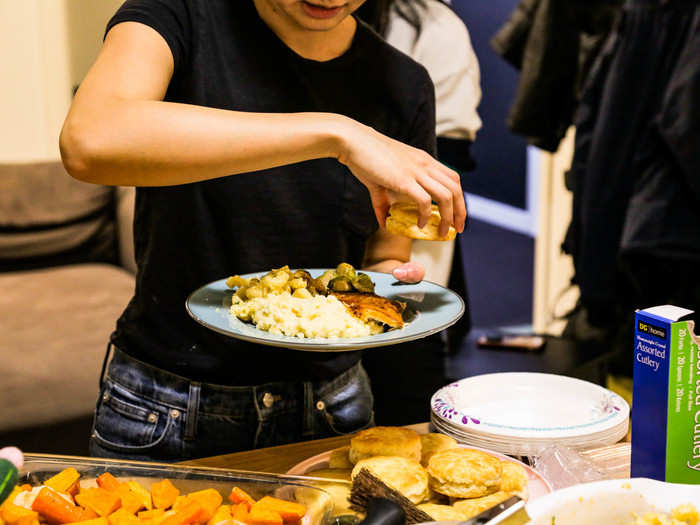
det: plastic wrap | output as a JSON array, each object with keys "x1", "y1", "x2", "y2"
[{"x1": 531, "y1": 444, "x2": 606, "y2": 490}]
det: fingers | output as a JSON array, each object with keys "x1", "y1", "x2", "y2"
[
  {"x1": 392, "y1": 261, "x2": 425, "y2": 283},
  {"x1": 415, "y1": 172, "x2": 455, "y2": 238},
  {"x1": 408, "y1": 156, "x2": 465, "y2": 236},
  {"x1": 369, "y1": 187, "x2": 391, "y2": 228},
  {"x1": 0, "y1": 447, "x2": 24, "y2": 468}
]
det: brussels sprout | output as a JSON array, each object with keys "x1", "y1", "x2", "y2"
[
  {"x1": 336, "y1": 262, "x2": 356, "y2": 279},
  {"x1": 313, "y1": 269, "x2": 337, "y2": 295},
  {"x1": 352, "y1": 272, "x2": 375, "y2": 293},
  {"x1": 329, "y1": 276, "x2": 353, "y2": 292}
]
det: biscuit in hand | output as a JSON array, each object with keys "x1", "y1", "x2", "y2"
[
  {"x1": 349, "y1": 426, "x2": 422, "y2": 464},
  {"x1": 385, "y1": 202, "x2": 457, "y2": 241},
  {"x1": 427, "y1": 448, "x2": 502, "y2": 498}
]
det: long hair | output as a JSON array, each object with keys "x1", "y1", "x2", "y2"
[{"x1": 356, "y1": 0, "x2": 432, "y2": 37}]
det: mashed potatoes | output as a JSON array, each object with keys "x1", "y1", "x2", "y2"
[
  {"x1": 632, "y1": 504, "x2": 699, "y2": 525},
  {"x1": 230, "y1": 291, "x2": 371, "y2": 339}
]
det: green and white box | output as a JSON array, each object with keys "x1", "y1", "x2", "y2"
[{"x1": 632, "y1": 305, "x2": 700, "y2": 483}]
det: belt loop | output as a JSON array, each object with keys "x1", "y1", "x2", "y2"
[
  {"x1": 302, "y1": 381, "x2": 314, "y2": 437},
  {"x1": 185, "y1": 382, "x2": 201, "y2": 441},
  {"x1": 99, "y1": 342, "x2": 115, "y2": 390}
]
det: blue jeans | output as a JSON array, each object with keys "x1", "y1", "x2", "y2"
[{"x1": 89, "y1": 347, "x2": 374, "y2": 461}]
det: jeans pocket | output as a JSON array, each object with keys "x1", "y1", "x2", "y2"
[
  {"x1": 91, "y1": 380, "x2": 179, "y2": 457},
  {"x1": 315, "y1": 364, "x2": 375, "y2": 436}
]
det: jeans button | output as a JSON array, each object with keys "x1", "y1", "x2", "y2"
[
  {"x1": 263, "y1": 392, "x2": 274, "y2": 408},
  {"x1": 170, "y1": 409, "x2": 180, "y2": 419},
  {"x1": 316, "y1": 400, "x2": 325, "y2": 411},
  {"x1": 148, "y1": 413, "x2": 157, "y2": 423}
]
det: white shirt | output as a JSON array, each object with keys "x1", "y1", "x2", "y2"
[
  {"x1": 385, "y1": 0, "x2": 482, "y2": 141},
  {"x1": 384, "y1": 1, "x2": 481, "y2": 286}
]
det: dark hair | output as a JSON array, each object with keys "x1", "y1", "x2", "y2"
[{"x1": 356, "y1": 0, "x2": 432, "y2": 37}]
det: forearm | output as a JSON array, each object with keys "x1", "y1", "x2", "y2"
[
  {"x1": 60, "y1": 100, "x2": 349, "y2": 186},
  {"x1": 363, "y1": 228, "x2": 412, "y2": 273}
]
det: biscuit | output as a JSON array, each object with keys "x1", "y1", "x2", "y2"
[
  {"x1": 499, "y1": 462, "x2": 529, "y2": 500},
  {"x1": 349, "y1": 426, "x2": 422, "y2": 464},
  {"x1": 385, "y1": 202, "x2": 457, "y2": 241},
  {"x1": 420, "y1": 433, "x2": 458, "y2": 467},
  {"x1": 328, "y1": 446, "x2": 353, "y2": 469},
  {"x1": 417, "y1": 504, "x2": 466, "y2": 521},
  {"x1": 451, "y1": 491, "x2": 512, "y2": 519},
  {"x1": 351, "y1": 456, "x2": 430, "y2": 504},
  {"x1": 427, "y1": 448, "x2": 502, "y2": 498}
]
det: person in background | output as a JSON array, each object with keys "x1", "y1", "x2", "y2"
[
  {"x1": 59, "y1": 0, "x2": 465, "y2": 461},
  {"x1": 358, "y1": 0, "x2": 482, "y2": 425},
  {"x1": 359, "y1": 0, "x2": 481, "y2": 286}
]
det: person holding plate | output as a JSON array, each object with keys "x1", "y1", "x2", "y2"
[{"x1": 59, "y1": 0, "x2": 465, "y2": 461}]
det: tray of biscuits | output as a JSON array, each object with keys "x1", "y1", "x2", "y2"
[{"x1": 286, "y1": 426, "x2": 552, "y2": 522}]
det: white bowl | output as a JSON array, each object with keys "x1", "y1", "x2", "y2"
[{"x1": 526, "y1": 478, "x2": 700, "y2": 525}]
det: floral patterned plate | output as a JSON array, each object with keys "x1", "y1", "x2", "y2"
[{"x1": 431, "y1": 373, "x2": 630, "y2": 441}]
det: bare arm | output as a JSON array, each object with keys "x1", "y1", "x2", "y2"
[
  {"x1": 60, "y1": 22, "x2": 466, "y2": 235},
  {"x1": 363, "y1": 229, "x2": 426, "y2": 283}
]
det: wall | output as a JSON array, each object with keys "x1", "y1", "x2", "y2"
[
  {"x1": 532, "y1": 129, "x2": 578, "y2": 334},
  {"x1": 0, "y1": 0, "x2": 121, "y2": 162}
]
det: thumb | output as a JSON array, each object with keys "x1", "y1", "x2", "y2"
[{"x1": 392, "y1": 261, "x2": 425, "y2": 283}]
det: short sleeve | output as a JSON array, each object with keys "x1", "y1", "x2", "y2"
[{"x1": 106, "y1": 0, "x2": 193, "y2": 73}]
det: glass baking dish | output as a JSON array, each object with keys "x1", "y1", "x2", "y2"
[{"x1": 19, "y1": 454, "x2": 335, "y2": 525}]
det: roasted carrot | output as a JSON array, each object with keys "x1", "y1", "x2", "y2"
[
  {"x1": 246, "y1": 508, "x2": 282, "y2": 525},
  {"x1": 150, "y1": 480, "x2": 179, "y2": 510},
  {"x1": 107, "y1": 509, "x2": 140, "y2": 525},
  {"x1": 185, "y1": 490, "x2": 222, "y2": 524},
  {"x1": 45, "y1": 469, "x2": 81, "y2": 493},
  {"x1": 227, "y1": 488, "x2": 255, "y2": 509},
  {"x1": 206, "y1": 505, "x2": 231, "y2": 525},
  {"x1": 75, "y1": 488, "x2": 122, "y2": 517},
  {"x1": 231, "y1": 504, "x2": 249, "y2": 525},
  {"x1": 64, "y1": 518, "x2": 109, "y2": 525},
  {"x1": 250, "y1": 498, "x2": 305, "y2": 523},
  {"x1": 137, "y1": 509, "x2": 165, "y2": 521},
  {"x1": 158, "y1": 501, "x2": 205, "y2": 525},
  {"x1": 115, "y1": 487, "x2": 145, "y2": 515},
  {"x1": 31, "y1": 487, "x2": 86, "y2": 524},
  {"x1": 96, "y1": 474, "x2": 124, "y2": 493},
  {"x1": 1, "y1": 502, "x2": 38, "y2": 525}
]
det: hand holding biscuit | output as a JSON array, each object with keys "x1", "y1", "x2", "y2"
[
  {"x1": 336, "y1": 119, "x2": 466, "y2": 237},
  {"x1": 386, "y1": 202, "x2": 457, "y2": 241}
]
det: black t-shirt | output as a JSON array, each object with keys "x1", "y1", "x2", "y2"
[{"x1": 106, "y1": 0, "x2": 436, "y2": 385}]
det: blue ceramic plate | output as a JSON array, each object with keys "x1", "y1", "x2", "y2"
[{"x1": 186, "y1": 269, "x2": 465, "y2": 352}]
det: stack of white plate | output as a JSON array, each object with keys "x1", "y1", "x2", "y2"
[{"x1": 429, "y1": 372, "x2": 630, "y2": 457}]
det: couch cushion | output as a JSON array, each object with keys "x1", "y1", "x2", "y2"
[
  {"x1": 0, "y1": 264, "x2": 134, "y2": 431},
  {"x1": 0, "y1": 162, "x2": 117, "y2": 271}
]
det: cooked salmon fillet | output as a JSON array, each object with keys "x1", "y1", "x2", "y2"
[{"x1": 332, "y1": 292, "x2": 406, "y2": 331}]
